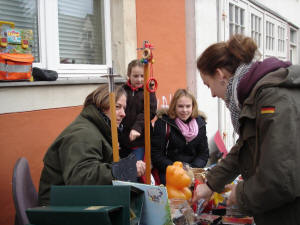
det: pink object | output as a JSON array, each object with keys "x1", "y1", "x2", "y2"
[
  {"x1": 214, "y1": 131, "x2": 228, "y2": 157},
  {"x1": 175, "y1": 118, "x2": 198, "y2": 142}
]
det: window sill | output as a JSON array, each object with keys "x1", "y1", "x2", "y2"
[{"x1": 0, "y1": 77, "x2": 126, "y2": 88}]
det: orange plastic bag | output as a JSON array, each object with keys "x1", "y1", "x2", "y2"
[{"x1": 0, "y1": 53, "x2": 34, "y2": 81}]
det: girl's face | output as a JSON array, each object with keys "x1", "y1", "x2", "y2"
[
  {"x1": 200, "y1": 69, "x2": 229, "y2": 100},
  {"x1": 175, "y1": 96, "x2": 193, "y2": 121},
  {"x1": 104, "y1": 94, "x2": 126, "y2": 126},
  {"x1": 129, "y1": 66, "x2": 144, "y2": 88}
]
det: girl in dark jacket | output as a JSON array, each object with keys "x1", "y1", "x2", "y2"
[
  {"x1": 151, "y1": 89, "x2": 209, "y2": 184},
  {"x1": 119, "y1": 59, "x2": 157, "y2": 160}
]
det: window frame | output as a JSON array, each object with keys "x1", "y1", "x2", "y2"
[
  {"x1": 228, "y1": 0, "x2": 247, "y2": 38},
  {"x1": 249, "y1": 5, "x2": 264, "y2": 54},
  {"x1": 225, "y1": 0, "x2": 293, "y2": 61},
  {"x1": 264, "y1": 14, "x2": 278, "y2": 57},
  {"x1": 35, "y1": 0, "x2": 112, "y2": 79}
]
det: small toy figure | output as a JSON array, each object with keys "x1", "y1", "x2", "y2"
[{"x1": 166, "y1": 161, "x2": 192, "y2": 200}]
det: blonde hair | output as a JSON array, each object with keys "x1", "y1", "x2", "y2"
[
  {"x1": 167, "y1": 89, "x2": 199, "y2": 119},
  {"x1": 83, "y1": 84, "x2": 126, "y2": 111}
]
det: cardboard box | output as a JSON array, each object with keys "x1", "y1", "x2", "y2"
[{"x1": 0, "y1": 25, "x2": 33, "y2": 54}]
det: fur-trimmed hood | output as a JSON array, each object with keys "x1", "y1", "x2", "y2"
[{"x1": 156, "y1": 107, "x2": 207, "y2": 121}]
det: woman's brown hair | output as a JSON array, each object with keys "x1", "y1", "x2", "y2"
[
  {"x1": 197, "y1": 34, "x2": 259, "y2": 76},
  {"x1": 127, "y1": 59, "x2": 144, "y2": 77},
  {"x1": 167, "y1": 89, "x2": 199, "y2": 119},
  {"x1": 83, "y1": 84, "x2": 126, "y2": 111}
]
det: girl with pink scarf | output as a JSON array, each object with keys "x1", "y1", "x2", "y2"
[{"x1": 151, "y1": 89, "x2": 209, "y2": 184}]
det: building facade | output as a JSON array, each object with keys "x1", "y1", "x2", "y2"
[{"x1": 0, "y1": 0, "x2": 299, "y2": 224}]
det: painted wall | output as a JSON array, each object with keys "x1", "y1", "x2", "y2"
[
  {"x1": 136, "y1": 0, "x2": 187, "y2": 108},
  {"x1": 0, "y1": 1, "x2": 188, "y2": 224},
  {"x1": 0, "y1": 107, "x2": 81, "y2": 225},
  {"x1": 195, "y1": 0, "x2": 220, "y2": 141}
]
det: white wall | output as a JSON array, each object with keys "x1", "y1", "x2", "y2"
[
  {"x1": 0, "y1": 81, "x2": 123, "y2": 114},
  {"x1": 195, "y1": 0, "x2": 220, "y2": 142}
]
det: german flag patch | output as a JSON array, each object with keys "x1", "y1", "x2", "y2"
[{"x1": 261, "y1": 106, "x2": 275, "y2": 114}]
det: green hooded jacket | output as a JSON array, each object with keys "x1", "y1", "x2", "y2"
[
  {"x1": 206, "y1": 65, "x2": 300, "y2": 225},
  {"x1": 38, "y1": 104, "x2": 114, "y2": 206}
]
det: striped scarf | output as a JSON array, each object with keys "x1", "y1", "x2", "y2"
[{"x1": 224, "y1": 63, "x2": 252, "y2": 134}]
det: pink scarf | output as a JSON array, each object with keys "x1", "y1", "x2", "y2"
[{"x1": 175, "y1": 118, "x2": 198, "y2": 142}]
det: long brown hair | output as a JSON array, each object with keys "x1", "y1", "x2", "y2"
[
  {"x1": 167, "y1": 89, "x2": 199, "y2": 119},
  {"x1": 197, "y1": 34, "x2": 259, "y2": 76},
  {"x1": 83, "y1": 84, "x2": 126, "y2": 111}
]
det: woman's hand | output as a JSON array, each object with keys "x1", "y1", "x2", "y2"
[
  {"x1": 136, "y1": 160, "x2": 146, "y2": 177},
  {"x1": 192, "y1": 183, "x2": 213, "y2": 204},
  {"x1": 129, "y1": 129, "x2": 141, "y2": 141}
]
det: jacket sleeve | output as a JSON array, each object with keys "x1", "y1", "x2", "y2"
[
  {"x1": 151, "y1": 119, "x2": 173, "y2": 172},
  {"x1": 59, "y1": 137, "x2": 113, "y2": 185},
  {"x1": 206, "y1": 140, "x2": 241, "y2": 193},
  {"x1": 236, "y1": 88, "x2": 299, "y2": 214},
  {"x1": 190, "y1": 124, "x2": 209, "y2": 168},
  {"x1": 132, "y1": 92, "x2": 157, "y2": 134}
]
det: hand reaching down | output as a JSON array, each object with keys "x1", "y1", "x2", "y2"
[{"x1": 129, "y1": 129, "x2": 141, "y2": 141}]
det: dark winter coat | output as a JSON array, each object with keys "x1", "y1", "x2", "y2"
[
  {"x1": 119, "y1": 82, "x2": 157, "y2": 157},
  {"x1": 206, "y1": 59, "x2": 300, "y2": 225},
  {"x1": 38, "y1": 105, "x2": 114, "y2": 206},
  {"x1": 151, "y1": 109, "x2": 209, "y2": 184}
]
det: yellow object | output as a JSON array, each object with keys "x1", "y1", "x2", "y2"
[
  {"x1": 166, "y1": 161, "x2": 192, "y2": 200},
  {"x1": 109, "y1": 92, "x2": 119, "y2": 162},
  {"x1": 212, "y1": 192, "x2": 225, "y2": 207},
  {"x1": 21, "y1": 39, "x2": 28, "y2": 49},
  {"x1": 0, "y1": 37, "x2": 7, "y2": 47},
  {"x1": 0, "y1": 21, "x2": 15, "y2": 28}
]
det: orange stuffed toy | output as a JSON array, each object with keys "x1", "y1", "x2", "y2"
[{"x1": 166, "y1": 161, "x2": 192, "y2": 200}]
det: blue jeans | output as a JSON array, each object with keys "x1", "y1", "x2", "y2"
[{"x1": 131, "y1": 147, "x2": 145, "y2": 160}]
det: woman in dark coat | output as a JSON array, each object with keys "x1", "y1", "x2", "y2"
[
  {"x1": 193, "y1": 34, "x2": 300, "y2": 225},
  {"x1": 151, "y1": 89, "x2": 209, "y2": 184},
  {"x1": 38, "y1": 84, "x2": 146, "y2": 206}
]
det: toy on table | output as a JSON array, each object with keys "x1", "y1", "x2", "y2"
[
  {"x1": 0, "y1": 20, "x2": 33, "y2": 54},
  {"x1": 166, "y1": 161, "x2": 192, "y2": 200}
]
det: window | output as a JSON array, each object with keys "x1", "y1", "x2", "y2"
[
  {"x1": 290, "y1": 28, "x2": 297, "y2": 45},
  {"x1": 251, "y1": 13, "x2": 262, "y2": 48},
  {"x1": 266, "y1": 21, "x2": 275, "y2": 51},
  {"x1": 0, "y1": 0, "x2": 111, "y2": 79},
  {"x1": 0, "y1": 0, "x2": 39, "y2": 62},
  {"x1": 229, "y1": 3, "x2": 245, "y2": 36},
  {"x1": 277, "y1": 25, "x2": 285, "y2": 53},
  {"x1": 289, "y1": 27, "x2": 298, "y2": 64},
  {"x1": 58, "y1": 0, "x2": 106, "y2": 65}
]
